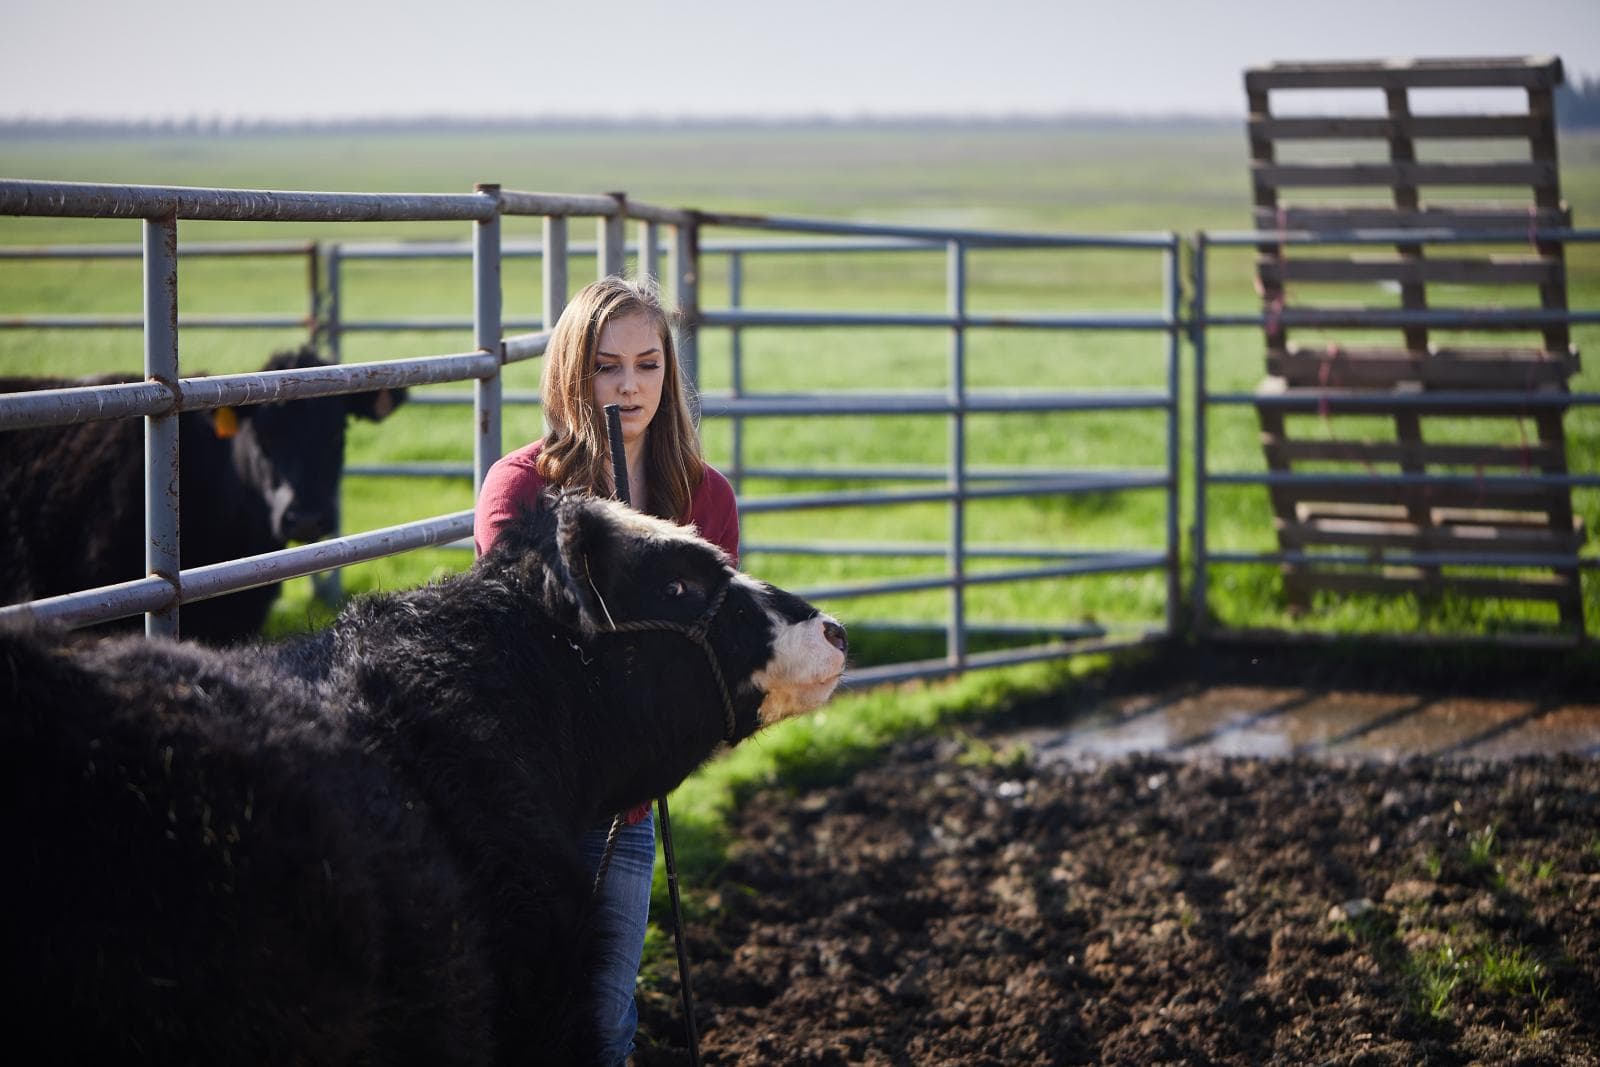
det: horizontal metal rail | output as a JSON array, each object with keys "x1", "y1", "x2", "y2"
[
  {"x1": 0, "y1": 179, "x2": 693, "y2": 225},
  {"x1": 0, "y1": 179, "x2": 496, "y2": 222},
  {"x1": 748, "y1": 541, "x2": 1144, "y2": 559},
  {"x1": 0, "y1": 240, "x2": 318, "y2": 259},
  {"x1": 692, "y1": 210, "x2": 1176, "y2": 248},
  {"x1": 0, "y1": 351, "x2": 499, "y2": 432},
  {"x1": 840, "y1": 629, "x2": 1168, "y2": 689},
  {"x1": 334, "y1": 316, "x2": 543, "y2": 333},
  {"x1": 2, "y1": 313, "x2": 312, "y2": 330},
  {"x1": 794, "y1": 551, "x2": 1166, "y2": 602},
  {"x1": 737, "y1": 472, "x2": 1170, "y2": 515},
  {"x1": 0, "y1": 512, "x2": 474, "y2": 629},
  {"x1": 700, "y1": 391, "x2": 1170, "y2": 417},
  {"x1": 333, "y1": 236, "x2": 941, "y2": 259},
  {"x1": 701, "y1": 309, "x2": 1170, "y2": 330}
]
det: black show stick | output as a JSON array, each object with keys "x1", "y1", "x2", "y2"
[{"x1": 603, "y1": 403, "x2": 703, "y2": 1067}]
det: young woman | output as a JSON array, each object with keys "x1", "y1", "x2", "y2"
[{"x1": 474, "y1": 275, "x2": 738, "y2": 1064}]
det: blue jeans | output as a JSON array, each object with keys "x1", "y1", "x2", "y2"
[{"x1": 577, "y1": 810, "x2": 655, "y2": 1066}]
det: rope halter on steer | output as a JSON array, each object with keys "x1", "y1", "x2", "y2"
[{"x1": 597, "y1": 579, "x2": 739, "y2": 742}]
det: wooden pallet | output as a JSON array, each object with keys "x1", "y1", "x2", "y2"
[{"x1": 1244, "y1": 56, "x2": 1585, "y2": 633}]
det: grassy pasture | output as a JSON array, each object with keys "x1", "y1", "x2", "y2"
[{"x1": 2, "y1": 122, "x2": 1597, "y2": 645}]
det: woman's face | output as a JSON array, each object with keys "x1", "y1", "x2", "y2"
[{"x1": 592, "y1": 311, "x2": 666, "y2": 447}]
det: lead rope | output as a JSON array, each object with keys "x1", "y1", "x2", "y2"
[{"x1": 598, "y1": 403, "x2": 705, "y2": 1067}]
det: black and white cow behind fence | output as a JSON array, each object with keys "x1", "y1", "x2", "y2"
[
  {"x1": 0, "y1": 345, "x2": 406, "y2": 644},
  {"x1": 0, "y1": 491, "x2": 848, "y2": 1065}
]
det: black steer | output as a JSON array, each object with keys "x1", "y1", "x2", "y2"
[
  {"x1": 0, "y1": 346, "x2": 405, "y2": 644},
  {"x1": 0, "y1": 492, "x2": 848, "y2": 1066}
]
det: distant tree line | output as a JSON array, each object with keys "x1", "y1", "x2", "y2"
[{"x1": 1557, "y1": 76, "x2": 1600, "y2": 128}]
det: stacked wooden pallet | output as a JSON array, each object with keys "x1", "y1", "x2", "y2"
[{"x1": 1245, "y1": 56, "x2": 1585, "y2": 635}]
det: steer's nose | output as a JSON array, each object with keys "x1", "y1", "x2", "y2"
[{"x1": 822, "y1": 619, "x2": 848, "y2": 654}]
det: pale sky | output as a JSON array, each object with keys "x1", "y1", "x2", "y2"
[{"x1": 4, "y1": 0, "x2": 1598, "y2": 121}]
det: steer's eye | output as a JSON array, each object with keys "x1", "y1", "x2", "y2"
[{"x1": 664, "y1": 579, "x2": 688, "y2": 598}]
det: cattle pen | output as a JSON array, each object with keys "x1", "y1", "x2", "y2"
[{"x1": 0, "y1": 177, "x2": 1596, "y2": 685}]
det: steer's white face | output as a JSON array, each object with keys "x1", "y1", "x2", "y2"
[
  {"x1": 733, "y1": 573, "x2": 848, "y2": 725},
  {"x1": 567, "y1": 498, "x2": 847, "y2": 728}
]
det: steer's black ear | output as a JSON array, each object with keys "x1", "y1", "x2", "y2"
[
  {"x1": 347, "y1": 386, "x2": 407, "y2": 422},
  {"x1": 549, "y1": 492, "x2": 619, "y2": 633}
]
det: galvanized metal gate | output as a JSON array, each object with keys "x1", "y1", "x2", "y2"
[{"x1": 0, "y1": 179, "x2": 1182, "y2": 687}]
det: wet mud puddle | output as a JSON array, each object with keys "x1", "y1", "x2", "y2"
[{"x1": 1003, "y1": 681, "x2": 1600, "y2": 763}]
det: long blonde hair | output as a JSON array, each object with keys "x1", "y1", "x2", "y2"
[{"x1": 536, "y1": 275, "x2": 704, "y2": 523}]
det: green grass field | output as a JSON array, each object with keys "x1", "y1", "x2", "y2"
[{"x1": 2, "y1": 121, "x2": 1597, "y2": 647}]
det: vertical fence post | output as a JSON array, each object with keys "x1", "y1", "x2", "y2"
[
  {"x1": 542, "y1": 215, "x2": 569, "y2": 439},
  {"x1": 1164, "y1": 234, "x2": 1182, "y2": 638},
  {"x1": 638, "y1": 219, "x2": 660, "y2": 283},
  {"x1": 311, "y1": 238, "x2": 343, "y2": 607},
  {"x1": 324, "y1": 241, "x2": 343, "y2": 361},
  {"x1": 1190, "y1": 232, "x2": 1210, "y2": 636},
  {"x1": 143, "y1": 215, "x2": 181, "y2": 638},
  {"x1": 544, "y1": 215, "x2": 569, "y2": 324},
  {"x1": 473, "y1": 184, "x2": 503, "y2": 492},
  {"x1": 947, "y1": 240, "x2": 967, "y2": 668},
  {"x1": 304, "y1": 242, "x2": 321, "y2": 350},
  {"x1": 728, "y1": 250, "x2": 745, "y2": 492},
  {"x1": 600, "y1": 194, "x2": 626, "y2": 279},
  {"x1": 672, "y1": 218, "x2": 701, "y2": 405}
]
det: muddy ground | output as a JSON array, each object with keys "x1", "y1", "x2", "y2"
[{"x1": 633, "y1": 648, "x2": 1600, "y2": 1065}]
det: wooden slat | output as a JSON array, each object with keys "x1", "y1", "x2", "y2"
[
  {"x1": 1265, "y1": 435, "x2": 1565, "y2": 469},
  {"x1": 1289, "y1": 503, "x2": 1585, "y2": 528},
  {"x1": 1264, "y1": 345, "x2": 1578, "y2": 388},
  {"x1": 1252, "y1": 205, "x2": 1571, "y2": 231},
  {"x1": 1254, "y1": 161, "x2": 1556, "y2": 189},
  {"x1": 1268, "y1": 306, "x2": 1570, "y2": 332},
  {"x1": 1259, "y1": 255, "x2": 1562, "y2": 286},
  {"x1": 1279, "y1": 512, "x2": 1585, "y2": 554},
  {"x1": 1245, "y1": 56, "x2": 1562, "y2": 92},
  {"x1": 1267, "y1": 479, "x2": 1571, "y2": 513},
  {"x1": 1250, "y1": 114, "x2": 1543, "y2": 141},
  {"x1": 1283, "y1": 569, "x2": 1576, "y2": 604},
  {"x1": 1254, "y1": 380, "x2": 1577, "y2": 416}
]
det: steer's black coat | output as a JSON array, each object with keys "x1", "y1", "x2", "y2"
[
  {"x1": 0, "y1": 346, "x2": 405, "y2": 644},
  {"x1": 1, "y1": 492, "x2": 839, "y2": 1066}
]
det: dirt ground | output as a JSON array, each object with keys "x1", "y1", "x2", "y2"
[{"x1": 633, "y1": 647, "x2": 1600, "y2": 1066}]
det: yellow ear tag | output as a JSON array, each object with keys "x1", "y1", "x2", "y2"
[{"x1": 213, "y1": 407, "x2": 239, "y2": 439}]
